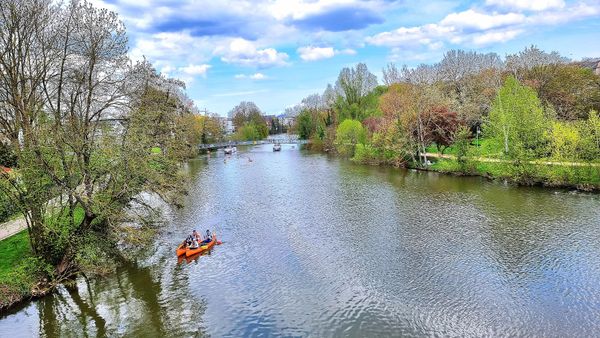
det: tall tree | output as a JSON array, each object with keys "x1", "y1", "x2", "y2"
[
  {"x1": 486, "y1": 76, "x2": 548, "y2": 158},
  {"x1": 335, "y1": 63, "x2": 377, "y2": 107}
]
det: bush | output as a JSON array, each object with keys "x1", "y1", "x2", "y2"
[
  {"x1": 335, "y1": 119, "x2": 366, "y2": 157},
  {"x1": 233, "y1": 121, "x2": 268, "y2": 141},
  {"x1": 352, "y1": 143, "x2": 379, "y2": 164},
  {"x1": 74, "y1": 232, "x2": 117, "y2": 276},
  {"x1": 0, "y1": 193, "x2": 17, "y2": 223},
  {"x1": 0, "y1": 142, "x2": 17, "y2": 168},
  {"x1": 0, "y1": 255, "x2": 51, "y2": 309}
]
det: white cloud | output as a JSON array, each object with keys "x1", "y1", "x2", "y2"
[
  {"x1": 528, "y1": 2, "x2": 599, "y2": 25},
  {"x1": 440, "y1": 10, "x2": 525, "y2": 31},
  {"x1": 234, "y1": 73, "x2": 268, "y2": 80},
  {"x1": 179, "y1": 64, "x2": 211, "y2": 76},
  {"x1": 485, "y1": 0, "x2": 565, "y2": 11},
  {"x1": 297, "y1": 46, "x2": 358, "y2": 61},
  {"x1": 297, "y1": 46, "x2": 335, "y2": 61},
  {"x1": 129, "y1": 31, "x2": 215, "y2": 64},
  {"x1": 471, "y1": 29, "x2": 524, "y2": 44},
  {"x1": 366, "y1": 2, "x2": 600, "y2": 49},
  {"x1": 366, "y1": 24, "x2": 455, "y2": 48},
  {"x1": 215, "y1": 38, "x2": 289, "y2": 67}
]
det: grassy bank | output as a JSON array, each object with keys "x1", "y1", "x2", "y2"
[
  {"x1": 0, "y1": 231, "x2": 47, "y2": 311},
  {"x1": 0, "y1": 207, "x2": 89, "y2": 311},
  {"x1": 429, "y1": 158, "x2": 600, "y2": 191}
]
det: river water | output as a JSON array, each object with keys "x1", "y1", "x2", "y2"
[{"x1": 1, "y1": 144, "x2": 600, "y2": 337}]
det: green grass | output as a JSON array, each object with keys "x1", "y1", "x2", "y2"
[
  {"x1": 430, "y1": 157, "x2": 600, "y2": 189},
  {"x1": 427, "y1": 138, "x2": 502, "y2": 158},
  {"x1": 0, "y1": 230, "x2": 31, "y2": 277}
]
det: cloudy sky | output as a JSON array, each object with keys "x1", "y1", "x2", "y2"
[{"x1": 91, "y1": 0, "x2": 600, "y2": 116}]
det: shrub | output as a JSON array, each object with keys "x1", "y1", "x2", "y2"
[
  {"x1": 352, "y1": 143, "x2": 379, "y2": 164},
  {"x1": 335, "y1": 119, "x2": 366, "y2": 157}
]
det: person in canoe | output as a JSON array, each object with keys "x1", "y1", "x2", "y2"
[
  {"x1": 188, "y1": 236, "x2": 199, "y2": 250},
  {"x1": 200, "y1": 229, "x2": 212, "y2": 244},
  {"x1": 192, "y1": 230, "x2": 203, "y2": 242}
]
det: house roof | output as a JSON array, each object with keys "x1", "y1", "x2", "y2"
[{"x1": 578, "y1": 58, "x2": 600, "y2": 70}]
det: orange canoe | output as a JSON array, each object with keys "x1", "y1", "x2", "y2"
[
  {"x1": 185, "y1": 233, "x2": 217, "y2": 257},
  {"x1": 176, "y1": 243, "x2": 187, "y2": 256}
]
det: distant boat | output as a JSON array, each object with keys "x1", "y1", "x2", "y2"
[
  {"x1": 224, "y1": 146, "x2": 233, "y2": 154},
  {"x1": 273, "y1": 143, "x2": 281, "y2": 152}
]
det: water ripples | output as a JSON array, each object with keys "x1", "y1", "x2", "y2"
[{"x1": 2, "y1": 145, "x2": 600, "y2": 337}]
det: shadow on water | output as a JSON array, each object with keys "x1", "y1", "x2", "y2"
[{"x1": 1, "y1": 258, "x2": 208, "y2": 337}]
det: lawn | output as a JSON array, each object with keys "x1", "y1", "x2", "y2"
[
  {"x1": 426, "y1": 138, "x2": 502, "y2": 158},
  {"x1": 0, "y1": 230, "x2": 31, "y2": 277}
]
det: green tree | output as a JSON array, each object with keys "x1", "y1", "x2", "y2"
[
  {"x1": 335, "y1": 119, "x2": 366, "y2": 157},
  {"x1": 523, "y1": 64, "x2": 600, "y2": 120},
  {"x1": 549, "y1": 121, "x2": 581, "y2": 160},
  {"x1": 0, "y1": 142, "x2": 17, "y2": 168},
  {"x1": 580, "y1": 110, "x2": 600, "y2": 160},
  {"x1": 296, "y1": 111, "x2": 314, "y2": 140},
  {"x1": 454, "y1": 126, "x2": 472, "y2": 170},
  {"x1": 486, "y1": 76, "x2": 548, "y2": 159}
]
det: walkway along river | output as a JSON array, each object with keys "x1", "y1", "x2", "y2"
[{"x1": 1, "y1": 144, "x2": 600, "y2": 336}]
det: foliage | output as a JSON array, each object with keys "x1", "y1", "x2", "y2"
[
  {"x1": 486, "y1": 76, "x2": 549, "y2": 159},
  {"x1": 0, "y1": 191, "x2": 16, "y2": 223},
  {"x1": 352, "y1": 143, "x2": 380, "y2": 165},
  {"x1": 580, "y1": 110, "x2": 600, "y2": 160},
  {"x1": 297, "y1": 111, "x2": 315, "y2": 140},
  {"x1": 427, "y1": 106, "x2": 459, "y2": 153},
  {"x1": 335, "y1": 119, "x2": 366, "y2": 157},
  {"x1": 269, "y1": 117, "x2": 286, "y2": 135},
  {"x1": 523, "y1": 64, "x2": 600, "y2": 120},
  {"x1": 0, "y1": 231, "x2": 51, "y2": 309},
  {"x1": 196, "y1": 114, "x2": 225, "y2": 144},
  {"x1": 549, "y1": 121, "x2": 582, "y2": 160},
  {"x1": 229, "y1": 101, "x2": 265, "y2": 129},
  {"x1": 0, "y1": 142, "x2": 16, "y2": 168},
  {"x1": 233, "y1": 122, "x2": 268, "y2": 141},
  {"x1": 454, "y1": 126, "x2": 472, "y2": 170},
  {"x1": 0, "y1": 0, "x2": 196, "y2": 289},
  {"x1": 335, "y1": 63, "x2": 378, "y2": 107}
]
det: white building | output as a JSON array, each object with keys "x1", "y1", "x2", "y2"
[{"x1": 219, "y1": 117, "x2": 235, "y2": 134}]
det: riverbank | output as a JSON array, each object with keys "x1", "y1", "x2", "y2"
[
  {"x1": 422, "y1": 153, "x2": 600, "y2": 192},
  {"x1": 0, "y1": 230, "x2": 47, "y2": 312}
]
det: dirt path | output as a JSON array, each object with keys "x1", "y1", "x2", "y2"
[{"x1": 0, "y1": 217, "x2": 26, "y2": 241}]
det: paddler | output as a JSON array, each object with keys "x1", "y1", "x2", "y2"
[
  {"x1": 192, "y1": 230, "x2": 202, "y2": 242},
  {"x1": 200, "y1": 229, "x2": 212, "y2": 244}
]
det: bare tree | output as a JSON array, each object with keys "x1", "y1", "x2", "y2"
[
  {"x1": 382, "y1": 63, "x2": 401, "y2": 86},
  {"x1": 0, "y1": 0, "x2": 56, "y2": 251},
  {"x1": 335, "y1": 63, "x2": 378, "y2": 106},
  {"x1": 229, "y1": 101, "x2": 262, "y2": 128},
  {"x1": 506, "y1": 45, "x2": 569, "y2": 79}
]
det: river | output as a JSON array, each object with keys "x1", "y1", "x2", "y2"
[{"x1": 1, "y1": 144, "x2": 600, "y2": 337}]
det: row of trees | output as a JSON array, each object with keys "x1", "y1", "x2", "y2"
[
  {"x1": 293, "y1": 46, "x2": 600, "y2": 172},
  {"x1": 229, "y1": 101, "x2": 269, "y2": 141},
  {"x1": 0, "y1": 0, "x2": 202, "y2": 281}
]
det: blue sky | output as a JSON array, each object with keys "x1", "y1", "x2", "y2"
[{"x1": 91, "y1": 0, "x2": 600, "y2": 116}]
